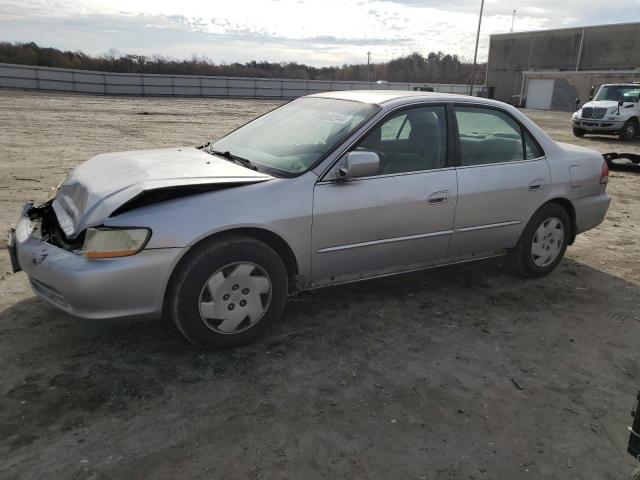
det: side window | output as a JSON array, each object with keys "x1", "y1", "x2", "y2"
[
  {"x1": 380, "y1": 114, "x2": 410, "y2": 140},
  {"x1": 398, "y1": 120, "x2": 411, "y2": 139},
  {"x1": 356, "y1": 106, "x2": 448, "y2": 176},
  {"x1": 623, "y1": 89, "x2": 640, "y2": 103},
  {"x1": 524, "y1": 131, "x2": 543, "y2": 159},
  {"x1": 455, "y1": 106, "x2": 528, "y2": 166}
]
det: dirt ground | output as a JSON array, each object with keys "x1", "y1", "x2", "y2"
[{"x1": 1, "y1": 90, "x2": 639, "y2": 480}]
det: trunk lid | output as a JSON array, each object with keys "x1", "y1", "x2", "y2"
[{"x1": 52, "y1": 147, "x2": 272, "y2": 238}]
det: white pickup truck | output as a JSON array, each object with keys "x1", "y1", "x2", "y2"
[{"x1": 572, "y1": 83, "x2": 640, "y2": 141}]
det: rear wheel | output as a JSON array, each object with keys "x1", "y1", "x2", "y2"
[
  {"x1": 513, "y1": 203, "x2": 570, "y2": 278},
  {"x1": 619, "y1": 120, "x2": 638, "y2": 141},
  {"x1": 166, "y1": 235, "x2": 288, "y2": 350},
  {"x1": 572, "y1": 127, "x2": 586, "y2": 138}
]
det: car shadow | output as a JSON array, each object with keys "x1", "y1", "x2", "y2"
[
  {"x1": 1, "y1": 256, "x2": 639, "y2": 477},
  {"x1": 1, "y1": 256, "x2": 638, "y2": 377}
]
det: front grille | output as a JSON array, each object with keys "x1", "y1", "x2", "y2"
[{"x1": 582, "y1": 107, "x2": 607, "y2": 119}]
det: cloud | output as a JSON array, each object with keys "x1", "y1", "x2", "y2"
[{"x1": 0, "y1": 0, "x2": 638, "y2": 66}]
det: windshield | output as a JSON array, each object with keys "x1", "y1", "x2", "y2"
[
  {"x1": 594, "y1": 85, "x2": 640, "y2": 103},
  {"x1": 210, "y1": 97, "x2": 379, "y2": 175}
]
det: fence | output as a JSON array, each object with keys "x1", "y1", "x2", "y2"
[{"x1": 0, "y1": 63, "x2": 483, "y2": 99}]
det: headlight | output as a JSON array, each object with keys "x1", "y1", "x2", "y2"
[{"x1": 82, "y1": 228, "x2": 151, "y2": 259}]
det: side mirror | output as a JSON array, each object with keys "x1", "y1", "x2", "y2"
[{"x1": 337, "y1": 151, "x2": 380, "y2": 180}]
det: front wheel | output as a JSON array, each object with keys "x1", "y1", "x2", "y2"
[
  {"x1": 512, "y1": 204, "x2": 570, "y2": 278},
  {"x1": 619, "y1": 120, "x2": 638, "y2": 141},
  {"x1": 166, "y1": 235, "x2": 288, "y2": 350},
  {"x1": 573, "y1": 127, "x2": 586, "y2": 137}
]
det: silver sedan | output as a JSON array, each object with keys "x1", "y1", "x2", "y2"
[{"x1": 8, "y1": 91, "x2": 611, "y2": 349}]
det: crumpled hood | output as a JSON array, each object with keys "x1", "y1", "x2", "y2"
[{"x1": 52, "y1": 147, "x2": 272, "y2": 238}]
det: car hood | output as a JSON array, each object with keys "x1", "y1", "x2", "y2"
[
  {"x1": 581, "y1": 100, "x2": 622, "y2": 110},
  {"x1": 52, "y1": 147, "x2": 273, "y2": 238}
]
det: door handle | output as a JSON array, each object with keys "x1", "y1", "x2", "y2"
[
  {"x1": 529, "y1": 179, "x2": 546, "y2": 191},
  {"x1": 427, "y1": 190, "x2": 450, "y2": 204}
]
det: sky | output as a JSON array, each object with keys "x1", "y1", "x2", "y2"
[{"x1": 0, "y1": 0, "x2": 639, "y2": 66}]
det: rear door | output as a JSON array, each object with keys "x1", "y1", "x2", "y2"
[{"x1": 447, "y1": 105, "x2": 550, "y2": 257}]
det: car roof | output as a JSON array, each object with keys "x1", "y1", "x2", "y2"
[
  {"x1": 307, "y1": 90, "x2": 506, "y2": 108},
  {"x1": 600, "y1": 83, "x2": 640, "y2": 87}
]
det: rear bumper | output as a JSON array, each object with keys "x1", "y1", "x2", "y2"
[
  {"x1": 12, "y1": 204, "x2": 186, "y2": 320},
  {"x1": 573, "y1": 193, "x2": 611, "y2": 235},
  {"x1": 572, "y1": 118, "x2": 625, "y2": 132}
]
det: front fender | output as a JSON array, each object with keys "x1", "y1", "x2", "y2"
[{"x1": 104, "y1": 173, "x2": 316, "y2": 289}]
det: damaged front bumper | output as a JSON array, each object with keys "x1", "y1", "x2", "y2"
[{"x1": 9, "y1": 203, "x2": 186, "y2": 320}]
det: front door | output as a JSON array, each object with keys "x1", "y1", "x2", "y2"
[
  {"x1": 311, "y1": 105, "x2": 458, "y2": 287},
  {"x1": 448, "y1": 105, "x2": 551, "y2": 257}
]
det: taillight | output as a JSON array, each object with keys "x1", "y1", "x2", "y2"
[{"x1": 600, "y1": 160, "x2": 609, "y2": 185}]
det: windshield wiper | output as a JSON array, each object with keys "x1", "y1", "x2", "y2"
[{"x1": 209, "y1": 149, "x2": 258, "y2": 171}]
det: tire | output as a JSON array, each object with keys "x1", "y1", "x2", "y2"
[
  {"x1": 619, "y1": 120, "x2": 638, "y2": 141},
  {"x1": 572, "y1": 127, "x2": 585, "y2": 138},
  {"x1": 513, "y1": 203, "x2": 570, "y2": 278},
  {"x1": 166, "y1": 235, "x2": 288, "y2": 350}
]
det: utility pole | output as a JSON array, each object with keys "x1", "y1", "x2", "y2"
[
  {"x1": 469, "y1": 0, "x2": 485, "y2": 96},
  {"x1": 367, "y1": 51, "x2": 371, "y2": 83},
  {"x1": 576, "y1": 28, "x2": 585, "y2": 71},
  {"x1": 510, "y1": 10, "x2": 516, "y2": 32}
]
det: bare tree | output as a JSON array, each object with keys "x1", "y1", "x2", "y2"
[{"x1": 0, "y1": 42, "x2": 485, "y2": 84}]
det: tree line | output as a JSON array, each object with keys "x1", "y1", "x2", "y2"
[{"x1": 0, "y1": 42, "x2": 486, "y2": 85}]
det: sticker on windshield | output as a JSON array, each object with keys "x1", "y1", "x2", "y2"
[{"x1": 318, "y1": 113, "x2": 352, "y2": 125}]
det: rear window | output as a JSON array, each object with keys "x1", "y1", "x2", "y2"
[
  {"x1": 524, "y1": 131, "x2": 543, "y2": 159},
  {"x1": 455, "y1": 106, "x2": 543, "y2": 166}
]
